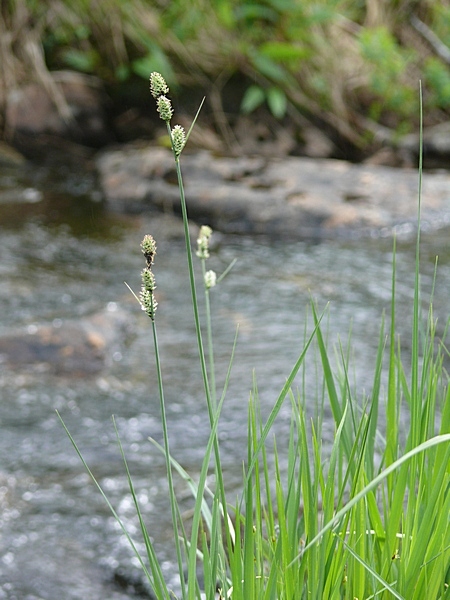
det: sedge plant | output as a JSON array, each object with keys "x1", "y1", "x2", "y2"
[{"x1": 58, "y1": 74, "x2": 450, "y2": 599}]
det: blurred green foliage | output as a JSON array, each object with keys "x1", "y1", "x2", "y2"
[
  {"x1": 5, "y1": 0, "x2": 450, "y2": 151},
  {"x1": 359, "y1": 26, "x2": 418, "y2": 120},
  {"x1": 424, "y1": 57, "x2": 450, "y2": 107}
]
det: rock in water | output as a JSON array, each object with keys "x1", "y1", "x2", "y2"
[{"x1": 97, "y1": 145, "x2": 450, "y2": 239}]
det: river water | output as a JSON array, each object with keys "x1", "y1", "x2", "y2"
[{"x1": 0, "y1": 158, "x2": 449, "y2": 599}]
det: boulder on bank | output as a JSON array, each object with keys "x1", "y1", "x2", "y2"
[
  {"x1": 97, "y1": 145, "x2": 450, "y2": 239},
  {"x1": 6, "y1": 71, "x2": 111, "y2": 148}
]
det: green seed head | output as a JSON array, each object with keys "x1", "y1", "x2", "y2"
[
  {"x1": 139, "y1": 234, "x2": 158, "y2": 319},
  {"x1": 171, "y1": 124, "x2": 186, "y2": 156},
  {"x1": 196, "y1": 225, "x2": 213, "y2": 259},
  {"x1": 156, "y1": 95, "x2": 173, "y2": 122},
  {"x1": 149, "y1": 72, "x2": 169, "y2": 98},
  {"x1": 140, "y1": 288, "x2": 158, "y2": 320},
  {"x1": 141, "y1": 267, "x2": 156, "y2": 292},
  {"x1": 204, "y1": 269, "x2": 217, "y2": 289},
  {"x1": 140, "y1": 234, "x2": 157, "y2": 267}
]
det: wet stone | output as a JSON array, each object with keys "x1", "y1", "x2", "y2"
[
  {"x1": 0, "y1": 305, "x2": 131, "y2": 376},
  {"x1": 96, "y1": 145, "x2": 450, "y2": 239}
]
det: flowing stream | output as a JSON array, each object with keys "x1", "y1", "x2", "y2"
[{"x1": 1, "y1": 158, "x2": 449, "y2": 599}]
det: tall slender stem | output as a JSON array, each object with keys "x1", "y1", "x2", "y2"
[
  {"x1": 151, "y1": 319, "x2": 187, "y2": 599},
  {"x1": 201, "y1": 259, "x2": 217, "y2": 411},
  {"x1": 170, "y1": 146, "x2": 212, "y2": 420},
  {"x1": 167, "y1": 124, "x2": 234, "y2": 593}
]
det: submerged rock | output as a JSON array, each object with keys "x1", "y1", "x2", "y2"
[
  {"x1": 97, "y1": 145, "x2": 450, "y2": 239},
  {"x1": 0, "y1": 303, "x2": 131, "y2": 376}
]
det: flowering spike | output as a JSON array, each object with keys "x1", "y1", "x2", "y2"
[
  {"x1": 141, "y1": 267, "x2": 156, "y2": 292},
  {"x1": 196, "y1": 225, "x2": 213, "y2": 259},
  {"x1": 156, "y1": 95, "x2": 173, "y2": 122},
  {"x1": 140, "y1": 234, "x2": 157, "y2": 267},
  {"x1": 171, "y1": 124, "x2": 186, "y2": 156},
  {"x1": 140, "y1": 288, "x2": 158, "y2": 320},
  {"x1": 149, "y1": 72, "x2": 169, "y2": 98},
  {"x1": 204, "y1": 270, "x2": 217, "y2": 289},
  {"x1": 139, "y1": 235, "x2": 158, "y2": 320}
]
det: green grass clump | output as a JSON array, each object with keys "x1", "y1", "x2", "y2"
[{"x1": 59, "y1": 75, "x2": 450, "y2": 599}]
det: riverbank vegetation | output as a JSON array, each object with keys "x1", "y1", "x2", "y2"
[
  {"x1": 2, "y1": 1, "x2": 450, "y2": 157},
  {"x1": 59, "y1": 74, "x2": 450, "y2": 599}
]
